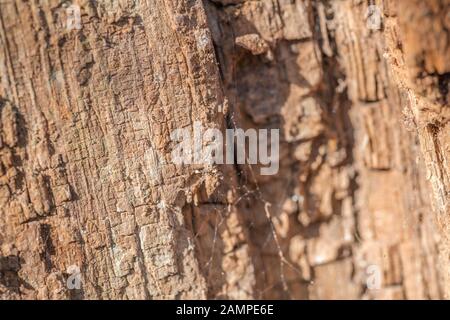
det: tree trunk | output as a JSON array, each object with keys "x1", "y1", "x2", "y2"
[{"x1": 0, "y1": 0, "x2": 448, "y2": 300}]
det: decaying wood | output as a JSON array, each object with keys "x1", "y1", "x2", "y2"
[{"x1": 0, "y1": 0, "x2": 448, "y2": 299}]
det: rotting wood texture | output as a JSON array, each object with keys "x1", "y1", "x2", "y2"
[{"x1": 0, "y1": 0, "x2": 448, "y2": 299}]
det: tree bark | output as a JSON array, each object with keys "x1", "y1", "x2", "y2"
[{"x1": 0, "y1": 0, "x2": 448, "y2": 300}]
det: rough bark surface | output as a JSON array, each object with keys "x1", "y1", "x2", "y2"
[{"x1": 0, "y1": 0, "x2": 448, "y2": 300}]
